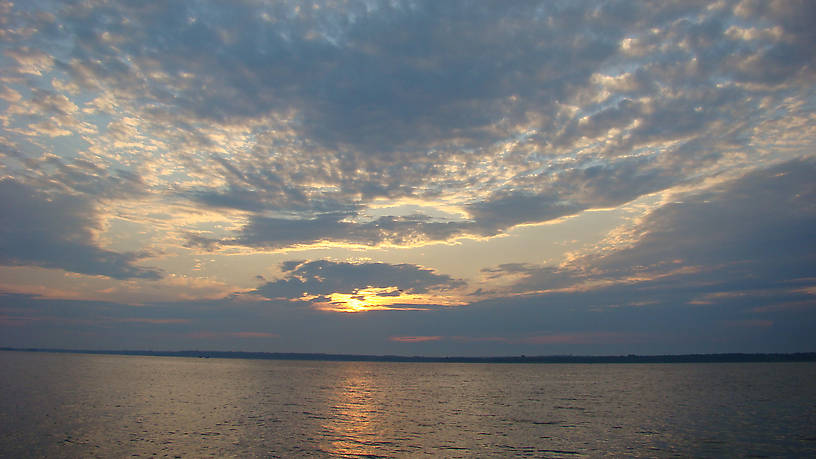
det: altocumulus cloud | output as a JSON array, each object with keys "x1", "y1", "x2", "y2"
[
  {"x1": 3, "y1": 0, "x2": 814, "y2": 253},
  {"x1": 206, "y1": 0, "x2": 816, "y2": 248}
]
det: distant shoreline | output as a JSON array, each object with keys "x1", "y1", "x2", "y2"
[{"x1": 2, "y1": 347, "x2": 815, "y2": 364}]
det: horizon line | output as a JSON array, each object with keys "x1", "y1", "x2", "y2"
[{"x1": 2, "y1": 347, "x2": 815, "y2": 364}]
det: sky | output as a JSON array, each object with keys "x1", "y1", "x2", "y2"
[{"x1": 1, "y1": 0, "x2": 814, "y2": 356}]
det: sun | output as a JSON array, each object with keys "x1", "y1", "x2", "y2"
[
  {"x1": 343, "y1": 297, "x2": 371, "y2": 313},
  {"x1": 310, "y1": 286, "x2": 467, "y2": 313}
]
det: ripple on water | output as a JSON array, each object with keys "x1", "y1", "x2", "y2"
[{"x1": 1, "y1": 354, "x2": 815, "y2": 457}]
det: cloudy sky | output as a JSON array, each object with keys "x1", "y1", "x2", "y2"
[{"x1": 1, "y1": 0, "x2": 814, "y2": 356}]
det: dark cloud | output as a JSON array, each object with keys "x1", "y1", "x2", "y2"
[
  {"x1": 488, "y1": 158, "x2": 816, "y2": 304},
  {"x1": 467, "y1": 155, "x2": 676, "y2": 234},
  {"x1": 481, "y1": 263, "x2": 582, "y2": 293},
  {"x1": 0, "y1": 179, "x2": 161, "y2": 279},
  {"x1": 253, "y1": 259, "x2": 464, "y2": 300},
  {"x1": 466, "y1": 193, "x2": 579, "y2": 236},
  {"x1": 182, "y1": 233, "x2": 220, "y2": 252},
  {"x1": 597, "y1": 158, "x2": 816, "y2": 279}
]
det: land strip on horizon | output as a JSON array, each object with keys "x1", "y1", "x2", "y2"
[{"x1": 3, "y1": 348, "x2": 815, "y2": 364}]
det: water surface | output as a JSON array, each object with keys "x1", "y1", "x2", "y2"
[{"x1": 1, "y1": 351, "x2": 815, "y2": 457}]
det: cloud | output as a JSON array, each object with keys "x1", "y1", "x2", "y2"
[
  {"x1": 114, "y1": 318, "x2": 189, "y2": 324},
  {"x1": 440, "y1": 157, "x2": 816, "y2": 352},
  {"x1": 522, "y1": 332, "x2": 640, "y2": 345},
  {"x1": 14, "y1": 154, "x2": 147, "y2": 199},
  {"x1": 227, "y1": 212, "x2": 473, "y2": 249},
  {"x1": 466, "y1": 155, "x2": 677, "y2": 234},
  {"x1": 253, "y1": 259, "x2": 464, "y2": 301},
  {"x1": 4, "y1": 1, "x2": 814, "y2": 253},
  {"x1": 210, "y1": 153, "x2": 684, "y2": 249},
  {"x1": 730, "y1": 0, "x2": 816, "y2": 86},
  {"x1": 43, "y1": 1, "x2": 618, "y2": 152},
  {"x1": 3, "y1": 255, "x2": 814, "y2": 354},
  {"x1": 2, "y1": 1, "x2": 815, "y2": 355},
  {"x1": 389, "y1": 336, "x2": 442, "y2": 343},
  {"x1": 487, "y1": 158, "x2": 816, "y2": 307},
  {"x1": 0, "y1": 179, "x2": 161, "y2": 279},
  {"x1": 595, "y1": 158, "x2": 816, "y2": 281},
  {"x1": 227, "y1": 331, "x2": 278, "y2": 339}
]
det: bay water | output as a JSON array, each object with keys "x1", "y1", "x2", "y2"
[{"x1": 1, "y1": 351, "x2": 815, "y2": 457}]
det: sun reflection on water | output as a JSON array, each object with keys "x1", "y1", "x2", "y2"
[{"x1": 320, "y1": 365, "x2": 391, "y2": 457}]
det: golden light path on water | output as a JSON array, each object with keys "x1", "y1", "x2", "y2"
[{"x1": 321, "y1": 366, "x2": 386, "y2": 456}]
